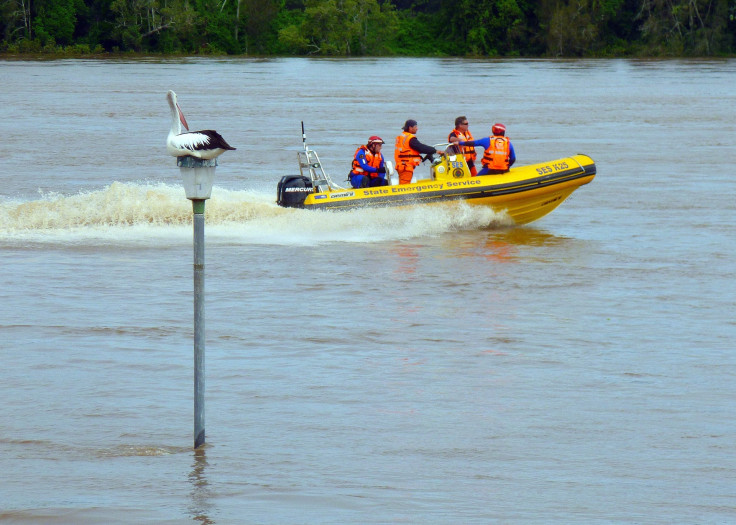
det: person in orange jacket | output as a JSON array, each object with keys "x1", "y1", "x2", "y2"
[
  {"x1": 394, "y1": 120, "x2": 444, "y2": 185},
  {"x1": 349, "y1": 136, "x2": 388, "y2": 188},
  {"x1": 448, "y1": 116, "x2": 478, "y2": 176},
  {"x1": 458, "y1": 123, "x2": 516, "y2": 175}
]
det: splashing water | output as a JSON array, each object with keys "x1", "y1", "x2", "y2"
[{"x1": 0, "y1": 181, "x2": 512, "y2": 246}]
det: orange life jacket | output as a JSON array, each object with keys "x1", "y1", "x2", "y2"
[
  {"x1": 394, "y1": 132, "x2": 421, "y2": 171},
  {"x1": 448, "y1": 128, "x2": 477, "y2": 163},
  {"x1": 482, "y1": 135, "x2": 511, "y2": 171},
  {"x1": 351, "y1": 145, "x2": 382, "y2": 176}
]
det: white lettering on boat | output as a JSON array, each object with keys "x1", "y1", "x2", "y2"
[
  {"x1": 285, "y1": 187, "x2": 314, "y2": 192},
  {"x1": 391, "y1": 183, "x2": 443, "y2": 193},
  {"x1": 445, "y1": 179, "x2": 482, "y2": 188}
]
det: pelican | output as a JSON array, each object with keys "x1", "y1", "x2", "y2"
[{"x1": 166, "y1": 90, "x2": 236, "y2": 160}]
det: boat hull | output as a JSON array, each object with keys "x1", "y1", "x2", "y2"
[{"x1": 286, "y1": 154, "x2": 596, "y2": 225}]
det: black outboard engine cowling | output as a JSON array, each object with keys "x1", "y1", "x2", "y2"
[{"x1": 277, "y1": 175, "x2": 313, "y2": 208}]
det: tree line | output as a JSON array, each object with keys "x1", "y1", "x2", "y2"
[{"x1": 1, "y1": 0, "x2": 735, "y2": 57}]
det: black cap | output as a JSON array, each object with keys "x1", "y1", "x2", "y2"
[{"x1": 403, "y1": 119, "x2": 417, "y2": 131}]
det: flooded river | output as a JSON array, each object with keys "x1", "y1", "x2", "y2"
[{"x1": 1, "y1": 57, "x2": 735, "y2": 523}]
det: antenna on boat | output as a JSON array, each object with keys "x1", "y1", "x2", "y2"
[{"x1": 301, "y1": 121, "x2": 308, "y2": 152}]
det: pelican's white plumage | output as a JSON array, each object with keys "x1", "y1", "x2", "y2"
[{"x1": 166, "y1": 90, "x2": 235, "y2": 160}]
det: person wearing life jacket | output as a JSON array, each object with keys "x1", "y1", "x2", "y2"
[
  {"x1": 349, "y1": 136, "x2": 388, "y2": 188},
  {"x1": 394, "y1": 119, "x2": 445, "y2": 185},
  {"x1": 448, "y1": 116, "x2": 478, "y2": 176},
  {"x1": 458, "y1": 123, "x2": 516, "y2": 175}
]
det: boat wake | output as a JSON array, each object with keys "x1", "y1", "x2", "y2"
[{"x1": 0, "y1": 181, "x2": 513, "y2": 246}]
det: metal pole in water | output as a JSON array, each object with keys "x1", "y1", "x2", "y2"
[
  {"x1": 193, "y1": 198, "x2": 206, "y2": 449},
  {"x1": 178, "y1": 156, "x2": 216, "y2": 449}
]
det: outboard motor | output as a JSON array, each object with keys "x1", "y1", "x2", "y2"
[{"x1": 277, "y1": 175, "x2": 313, "y2": 208}]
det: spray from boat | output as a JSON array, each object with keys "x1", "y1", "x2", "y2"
[{"x1": 0, "y1": 181, "x2": 511, "y2": 246}]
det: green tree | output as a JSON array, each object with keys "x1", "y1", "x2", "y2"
[
  {"x1": 73, "y1": 0, "x2": 114, "y2": 50},
  {"x1": 34, "y1": 0, "x2": 78, "y2": 45},
  {"x1": 198, "y1": 0, "x2": 239, "y2": 53},
  {"x1": 442, "y1": 0, "x2": 530, "y2": 55},
  {"x1": 241, "y1": 0, "x2": 280, "y2": 53},
  {"x1": 390, "y1": 10, "x2": 448, "y2": 55},
  {"x1": 538, "y1": 0, "x2": 599, "y2": 56},
  {"x1": 637, "y1": 0, "x2": 730, "y2": 54},
  {"x1": 109, "y1": 0, "x2": 146, "y2": 50},
  {"x1": 0, "y1": 0, "x2": 33, "y2": 41},
  {"x1": 159, "y1": 0, "x2": 201, "y2": 52},
  {"x1": 278, "y1": 0, "x2": 398, "y2": 55}
]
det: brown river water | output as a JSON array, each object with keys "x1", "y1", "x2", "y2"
[{"x1": 1, "y1": 57, "x2": 735, "y2": 523}]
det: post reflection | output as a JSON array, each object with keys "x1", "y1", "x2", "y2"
[{"x1": 188, "y1": 446, "x2": 214, "y2": 524}]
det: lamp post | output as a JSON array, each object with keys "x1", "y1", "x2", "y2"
[{"x1": 178, "y1": 155, "x2": 216, "y2": 449}]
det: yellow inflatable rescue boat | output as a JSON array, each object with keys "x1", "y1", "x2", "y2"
[{"x1": 277, "y1": 139, "x2": 595, "y2": 226}]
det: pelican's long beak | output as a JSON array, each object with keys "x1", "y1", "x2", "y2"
[{"x1": 177, "y1": 103, "x2": 189, "y2": 131}]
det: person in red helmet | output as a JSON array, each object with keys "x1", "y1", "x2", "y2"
[
  {"x1": 458, "y1": 123, "x2": 516, "y2": 175},
  {"x1": 349, "y1": 135, "x2": 388, "y2": 188}
]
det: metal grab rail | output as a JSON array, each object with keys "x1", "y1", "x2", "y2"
[{"x1": 298, "y1": 122, "x2": 346, "y2": 192}]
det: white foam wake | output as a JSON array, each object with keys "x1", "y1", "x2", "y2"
[{"x1": 0, "y1": 182, "x2": 512, "y2": 246}]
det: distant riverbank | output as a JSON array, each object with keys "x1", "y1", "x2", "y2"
[
  {"x1": 2, "y1": 49, "x2": 734, "y2": 61},
  {"x1": 3, "y1": 0, "x2": 735, "y2": 62}
]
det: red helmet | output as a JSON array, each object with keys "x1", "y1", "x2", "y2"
[
  {"x1": 368, "y1": 135, "x2": 385, "y2": 145},
  {"x1": 492, "y1": 123, "x2": 506, "y2": 135}
]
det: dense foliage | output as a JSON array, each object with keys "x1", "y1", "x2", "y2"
[{"x1": 1, "y1": 0, "x2": 735, "y2": 56}]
